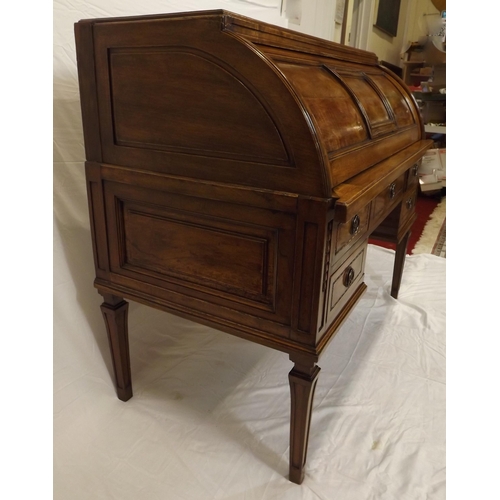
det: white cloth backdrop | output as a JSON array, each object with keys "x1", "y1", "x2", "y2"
[{"x1": 54, "y1": 1, "x2": 446, "y2": 498}]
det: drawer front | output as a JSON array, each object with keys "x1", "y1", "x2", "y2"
[
  {"x1": 371, "y1": 173, "x2": 406, "y2": 224},
  {"x1": 399, "y1": 187, "x2": 417, "y2": 226},
  {"x1": 405, "y1": 160, "x2": 421, "y2": 191},
  {"x1": 325, "y1": 243, "x2": 367, "y2": 327},
  {"x1": 335, "y1": 202, "x2": 371, "y2": 254}
]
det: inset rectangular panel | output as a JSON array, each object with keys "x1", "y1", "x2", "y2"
[
  {"x1": 114, "y1": 200, "x2": 279, "y2": 310},
  {"x1": 108, "y1": 48, "x2": 289, "y2": 164},
  {"x1": 277, "y1": 64, "x2": 368, "y2": 152},
  {"x1": 123, "y1": 206, "x2": 271, "y2": 301},
  {"x1": 323, "y1": 67, "x2": 398, "y2": 139},
  {"x1": 101, "y1": 178, "x2": 299, "y2": 323},
  {"x1": 368, "y1": 73, "x2": 415, "y2": 127}
]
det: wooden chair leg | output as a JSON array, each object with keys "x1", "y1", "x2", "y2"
[
  {"x1": 100, "y1": 293, "x2": 133, "y2": 401},
  {"x1": 391, "y1": 230, "x2": 411, "y2": 299},
  {"x1": 288, "y1": 355, "x2": 321, "y2": 484}
]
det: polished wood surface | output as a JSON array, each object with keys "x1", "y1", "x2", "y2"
[
  {"x1": 75, "y1": 10, "x2": 432, "y2": 484},
  {"x1": 100, "y1": 293, "x2": 132, "y2": 401}
]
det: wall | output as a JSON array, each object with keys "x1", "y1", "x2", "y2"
[
  {"x1": 283, "y1": 0, "x2": 339, "y2": 41},
  {"x1": 405, "y1": 0, "x2": 441, "y2": 45},
  {"x1": 370, "y1": 0, "x2": 443, "y2": 66},
  {"x1": 367, "y1": 0, "x2": 411, "y2": 65},
  {"x1": 341, "y1": 0, "x2": 442, "y2": 68}
]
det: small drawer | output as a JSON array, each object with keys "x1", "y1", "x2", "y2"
[
  {"x1": 405, "y1": 161, "x2": 421, "y2": 191},
  {"x1": 325, "y1": 244, "x2": 366, "y2": 325},
  {"x1": 371, "y1": 173, "x2": 406, "y2": 224},
  {"x1": 399, "y1": 188, "x2": 417, "y2": 225},
  {"x1": 335, "y1": 202, "x2": 371, "y2": 254}
]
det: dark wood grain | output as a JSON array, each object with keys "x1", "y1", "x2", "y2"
[
  {"x1": 100, "y1": 294, "x2": 132, "y2": 401},
  {"x1": 390, "y1": 231, "x2": 411, "y2": 299},
  {"x1": 288, "y1": 356, "x2": 321, "y2": 484},
  {"x1": 75, "y1": 10, "x2": 432, "y2": 484},
  {"x1": 74, "y1": 22, "x2": 102, "y2": 162}
]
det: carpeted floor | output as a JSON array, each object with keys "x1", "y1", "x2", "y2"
[
  {"x1": 413, "y1": 198, "x2": 446, "y2": 257},
  {"x1": 369, "y1": 194, "x2": 446, "y2": 258},
  {"x1": 432, "y1": 220, "x2": 446, "y2": 257}
]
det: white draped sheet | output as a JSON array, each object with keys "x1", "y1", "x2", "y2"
[{"x1": 54, "y1": 234, "x2": 445, "y2": 499}]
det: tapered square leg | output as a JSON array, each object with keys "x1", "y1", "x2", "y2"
[
  {"x1": 288, "y1": 356, "x2": 321, "y2": 484},
  {"x1": 391, "y1": 230, "x2": 411, "y2": 299},
  {"x1": 100, "y1": 293, "x2": 132, "y2": 401}
]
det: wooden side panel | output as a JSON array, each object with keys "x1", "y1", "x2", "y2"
[
  {"x1": 290, "y1": 198, "x2": 330, "y2": 344},
  {"x1": 109, "y1": 48, "x2": 289, "y2": 165},
  {"x1": 297, "y1": 223, "x2": 319, "y2": 333},
  {"x1": 121, "y1": 204, "x2": 276, "y2": 306},
  {"x1": 85, "y1": 162, "x2": 109, "y2": 276},
  {"x1": 86, "y1": 15, "x2": 326, "y2": 197},
  {"x1": 74, "y1": 22, "x2": 102, "y2": 162},
  {"x1": 102, "y1": 178, "x2": 297, "y2": 331}
]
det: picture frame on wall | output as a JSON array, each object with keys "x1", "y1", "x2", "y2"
[{"x1": 374, "y1": 0, "x2": 401, "y2": 37}]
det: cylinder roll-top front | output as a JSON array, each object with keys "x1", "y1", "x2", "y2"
[{"x1": 83, "y1": 10, "x2": 423, "y2": 198}]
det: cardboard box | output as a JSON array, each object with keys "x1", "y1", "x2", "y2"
[{"x1": 419, "y1": 148, "x2": 446, "y2": 192}]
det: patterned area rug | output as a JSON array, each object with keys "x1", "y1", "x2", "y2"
[{"x1": 412, "y1": 198, "x2": 446, "y2": 258}]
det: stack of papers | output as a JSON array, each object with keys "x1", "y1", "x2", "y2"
[{"x1": 419, "y1": 148, "x2": 446, "y2": 191}]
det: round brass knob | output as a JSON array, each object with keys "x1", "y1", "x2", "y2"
[
  {"x1": 351, "y1": 215, "x2": 360, "y2": 235},
  {"x1": 344, "y1": 267, "x2": 355, "y2": 287}
]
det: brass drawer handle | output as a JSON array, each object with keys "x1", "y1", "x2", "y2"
[
  {"x1": 389, "y1": 182, "x2": 397, "y2": 199},
  {"x1": 344, "y1": 266, "x2": 355, "y2": 288},
  {"x1": 413, "y1": 164, "x2": 419, "y2": 176},
  {"x1": 406, "y1": 197, "x2": 414, "y2": 209},
  {"x1": 351, "y1": 214, "x2": 360, "y2": 235}
]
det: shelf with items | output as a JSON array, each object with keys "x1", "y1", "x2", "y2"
[
  {"x1": 402, "y1": 41, "x2": 445, "y2": 92},
  {"x1": 424, "y1": 124, "x2": 446, "y2": 134},
  {"x1": 402, "y1": 41, "x2": 445, "y2": 148},
  {"x1": 413, "y1": 91, "x2": 446, "y2": 143},
  {"x1": 401, "y1": 43, "x2": 426, "y2": 87}
]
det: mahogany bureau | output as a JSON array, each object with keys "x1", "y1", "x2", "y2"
[{"x1": 74, "y1": 10, "x2": 432, "y2": 484}]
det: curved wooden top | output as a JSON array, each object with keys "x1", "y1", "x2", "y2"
[{"x1": 75, "y1": 10, "x2": 426, "y2": 198}]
